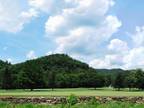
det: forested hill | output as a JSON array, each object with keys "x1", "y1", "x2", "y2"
[
  {"x1": 0, "y1": 54, "x2": 144, "y2": 90},
  {"x1": 0, "y1": 60, "x2": 9, "y2": 69},
  {"x1": 14, "y1": 54, "x2": 124, "y2": 75},
  {"x1": 14, "y1": 54, "x2": 91, "y2": 73},
  {"x1": 13, "y1": 54, "x2": 125, "y2": 80},
  {"x1": 0, "y1": 54, "x2": 124, "y2": 74}
]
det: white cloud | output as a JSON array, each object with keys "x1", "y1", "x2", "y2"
[
  {"x1": 28, "y1": 0, "x2": 54, "y2": 13},
  {"x1": 7, "y1": 58, "x2": 12, "y2": 63},
  {"x1": 108, "y1": 39, "x2": 129, "y2": 53},
  {"x1": 132, "y1": 26, "x2": 144, "y2": 47},
  {"x1": 89, "y1": 58, "x2": 110, "y2": 69},
  {"x1": 75, "y1": 0, "x2": 114, "y2": 16},
  {"x1": 90, "y1": 26, "x2": 144, "y2": 70},
  {"x1": 26, "y1": 50, "x2": 37, "y2": 59},
  {"x1": 45, "y1": 0, "x2": 117, "y2": 36},
  {"x1": 105, "y1": 54, "x2": 124, "y2": 66},
  {"x1": 123, "y1": 47, "x2": 144, "y2": 69},
  {"x1": 44, "y1": 0, "x2": 122, "y2": 67},
  {"x1": 28, "y1": 0, "x2": 67, "y2": 14},
  {"x1": 45, "y1": 15, "x2": 65, "y2": 34},
  {"x1": 28, "y1": 0, "x2": 114, "y2": 15},
  {"x1": 55, "y1": 15, "x2": 121, "y2": 54},
  {"x1": 20, "y1": 8, "x2": 38, "y2": 20},
  {"x1": 46, "y1": 51, "x2": 53, "y2": 56},
  {"x1": 0, "y1": 0, "x2": 38, "y2": 32},
  {"x1": 122, "y1": 26, "x2": 144, "y2": 69},
  {"x1": 89, "y1": 54, "x2": 124, "y2": 69},
  {"x1": 0, "y1": 0, "x2": 116, "y2": 33},
  {"x1": 45, "y1": 2, "x2": 122, "y2": 54}
]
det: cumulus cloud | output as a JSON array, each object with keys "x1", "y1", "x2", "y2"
[
  {"x1": 7, "y1": 58, "x2": 13, "y2": 63},
  {"x1": 55, "y1": 16, "x2": 121, "y2": 54},
  {"x1": 123, "y1": 47, "x2": 144, "y2": 69},
  {"x1": 28, "y1": 0, "x2": 54, "y2": 13},
  {"x1": 20, "y1": 8, "x2": 38, "y2": 21},
  {"x1": 45, "y1": 15, "x2": 66, "y2": 35},
  {"x1": 28, "y1": 0, "x2": 66, "y2": 14},
  {"x1": 89, "y1": 58, "x2": 110, "y2": 69},
  {"x1": 108, "y1": 39, "x2": 129, "y2": 53},
  {"x1": 46, "y1": 51, "x2": 53, "y2": 55},
  {"x1": 89, "y1": 54, "x2": 124, "y2": 69},
  {"x1": 0, "y1": 0, "x2": 38, "y2": 32},
  {"x1": 45, "y1": 0, "x2": 117, "y2": 36},
  {"x1": 26, "y1": 50, "x2": 37, "y2": 59},
  {"x1": 43, "y1": 0, "x2": 122, "y2": 56},
  {"x1": 132, "y1": 26, "x2": 144, "y2": 47},
  {"x1": 41, "y1": 0, "x2": 123, "y2": 68},
  {"x1": 122, "y1": 26, "x2": 144, "y2": 69},
  {"x1": 90, "y1": 26, "x2": 144, "y2": 69}
]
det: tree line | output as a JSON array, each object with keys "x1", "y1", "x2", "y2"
[{"x1": 0, "y1": 54, "x2": 144, "y2": 91}]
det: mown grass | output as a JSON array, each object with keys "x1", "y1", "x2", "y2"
[
  {"x1": 0, "y1": 88, "x2": 144, "y2": 97},
  {"x1": 0, "y1": 102, "x2": 144, "y2": 108}
]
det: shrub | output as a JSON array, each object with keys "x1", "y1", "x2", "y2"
[
  {"x1": 67, "y1": 94, "x2": 78, "y2": 105},
  {"x1": 89, "y1": 97, "x2": 98, "y2": 105}
]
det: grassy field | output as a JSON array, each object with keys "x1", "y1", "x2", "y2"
[
  {"x1": 0, "y1": 102, "x2": 144, "y2": 108},
  {"x1": 0, "y1": 88, "x2": 144, "y2": 108},
  {"x1": 0, "y1": 88, "x2": 144, "y2": 97}
]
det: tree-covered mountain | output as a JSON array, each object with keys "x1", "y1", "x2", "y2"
[
  {"x1": 14, "y1": 54, "x2": 90, "y2": 73},
  {"x1": 12, "y1": 54, "x2": 102, "y2": 90},
  {"x1": 0, "y1": 54, "x2": 144, "y2": 90},
  {"x1": 0, "y1": 60, "x2": 8, "y2": 69}
]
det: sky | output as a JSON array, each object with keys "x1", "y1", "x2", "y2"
[{"x1": 0, "y1": 0, "x2": 144, "y2": 70}]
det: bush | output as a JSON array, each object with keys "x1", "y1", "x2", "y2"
[
  {"x1": 89, "y1": 97, "x2": 98, "y2": 105},
  {"x1": 67, "y1": 94, "x2": 78, "y2": 105}
]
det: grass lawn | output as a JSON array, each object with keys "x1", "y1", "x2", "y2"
[{"x1": 0, "y1": 88, "x2": 144, "y2": 97}]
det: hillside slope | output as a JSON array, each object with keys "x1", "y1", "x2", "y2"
[{"x1": 0, "y1": 54, "x2": 126, "y2": 89}]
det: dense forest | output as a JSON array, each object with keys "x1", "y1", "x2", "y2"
[{"x1": 0, "y1": 54, "x2": 144, "y2": 91}]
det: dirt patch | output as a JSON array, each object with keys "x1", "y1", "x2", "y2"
[{"x1": 0, "y1": 96, "x2": 144, "y2": 104}]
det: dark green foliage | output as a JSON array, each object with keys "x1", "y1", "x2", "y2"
[
  {"x1": 1, "y1": 63, "x2": 14, "y2": 89},
  {"x1": 48, "y1": 69, "x2": 56, "y2": 90},
  {"x1": 0, "y1": 60, "x2": 7, "y2": 69},
  {"x1": 113, "y1": 72, "x2": 125, "y2": 90},
  {"x1": 104, "y1": 74, "x2": 112, "y2": 87},
  {"x1": 18, "y1": 61, "x2": 45, "y2": 90},
  {"x1": 67, "y1": 94, "x2": 78, "y2": 105},
  {"x1": 0, "y1": 60, "x2": 9, "y2": 88},
  {"x1": 125, "y1": 71, "x2": 137, "y2": 90},
  {"x1": 135, "y1": 69, "x2": 144, "y2": 90},
  {"x1": 0, "y1": 54, "x2": 144, "y2": 90}
]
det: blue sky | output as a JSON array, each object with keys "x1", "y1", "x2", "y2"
[{"x1": 0, "y1": 0, "x2": 144, "y2": 69}]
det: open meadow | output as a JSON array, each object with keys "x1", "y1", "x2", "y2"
[{"x1": 0, "y1": 88, "x2": 144, "y2": 97}]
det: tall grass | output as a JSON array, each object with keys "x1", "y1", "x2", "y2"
[{"x1": 0, "y1": 102, "x2": 144, "y2": 108}]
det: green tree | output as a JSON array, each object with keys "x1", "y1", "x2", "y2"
[
  {"x1": 104, "y1": 74, "x2": 112, "y2": 87},
  {"x1": 1, "y1": 65, "x2": 13, "y2": 89},
  {"x1": 125, "y1": 71, "x2": 137, "y2": 91},
  {"x1": 113, "y1": 72, "x2": 125, "y2": 90},
  {"x1": 21, "y1": 61, "x2": 45, "y2": 91},
  {"x1": 48, "y1": 70, "x2": 56, "y2": 91},
  {"x1": 135, "y1": 69, "x2": 144, "y2": 90}
]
